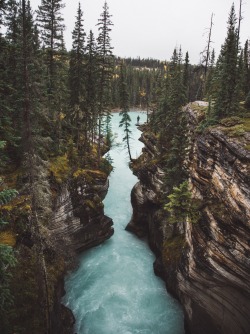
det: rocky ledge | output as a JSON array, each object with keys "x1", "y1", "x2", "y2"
[{"x1": 128, "y1": 103, "x2": 250, "y2": 334}]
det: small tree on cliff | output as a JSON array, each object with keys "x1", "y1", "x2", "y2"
[{"x1": 119, "y1": 62, "x2": 132, "y2": 161}]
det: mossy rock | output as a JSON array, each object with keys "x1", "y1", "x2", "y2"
[
  {"x1": 49, "y1": 154, "x2": 70, "y2": 184},
  {"x1": 222, "y1": 124, "x2": 245, "y2": 137},
  {"x1": 73, "y1": 169, "x2": 107, "y2": 182},
  {"x1": 0, "y1": 230, "x2": 16, "y2": 246},
  {"x1": 219, "y1": 116, "x2": 242, "y2": 127},
  {"x1": 162, "y1": 235, "x2": 186, "y2": 267}
]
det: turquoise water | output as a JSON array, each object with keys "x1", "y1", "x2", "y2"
[{"x1": 63, "y1": 112, "x2": 184, "y2": 334}]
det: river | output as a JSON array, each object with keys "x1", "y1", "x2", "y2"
[{"x1": 63, "y1": 111, "x2": 184, "y2": 334}]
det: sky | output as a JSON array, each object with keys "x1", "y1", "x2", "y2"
[{"x1": 30, "y1": 0, "x2": 249, "y2": 64}]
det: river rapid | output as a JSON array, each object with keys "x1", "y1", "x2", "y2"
[{"x1": 63, "y1": 111, "x2": 184, "y2": 334}]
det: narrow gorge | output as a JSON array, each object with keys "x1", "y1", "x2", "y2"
[{"x1": 63, "y1": 112, "x2": 184, "y2": 334}]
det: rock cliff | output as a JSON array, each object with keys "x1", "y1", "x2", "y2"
[
  {"x1": 50, "y1": 170, "x2": 113, "y2": 253},
  {"x1": 127, "y1": 102, "x2": 250, "y2": 334},
  {"x1": 49, "y1": 169, "x2": 114, "y2": 333}
]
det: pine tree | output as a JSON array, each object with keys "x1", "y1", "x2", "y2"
[
  {"x1": 36, "y1": 0, "x2": 65, "y2": 96},
  {"x1": 96, "y1": 0, "x2": 114, "y2": 163},
  {"x1": 36, "y1": 0, "x2": 66, "y2": 151},
  {"x1": 243, "y1": 40, "x2": 250, "y2": 98},
  {"x1": 213, "y1": 4, "x2": 240, "y2": 118},
  {"x1": 68, "y1": 2, "x2": 86, "y2": 155},
  {"x1": 85, "y1": 30, "x2": 98, "y2": 145},
  {"x1": 69, "y1": 2, "x2": 85, "y2": 108},
  {"x1": 119, "y1": 62, "x2": 132, "y2": 161},
  {"x1": 18, "y1": 2, "x2": 52, "y2": 332},
  {"x1": 158, "y1": 48, "x2": 187, "y2": 189},
  {"x1": 183, "y1": 51, "x2": 190, "y2": 102}
]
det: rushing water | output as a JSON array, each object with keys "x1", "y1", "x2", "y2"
[{"x1": 63, "y1": 111, "x2": 184, "y2": 334}]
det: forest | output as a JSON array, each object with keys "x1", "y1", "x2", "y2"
[{"x1": 0, "y1": 0, "x2": 250, "y2": 333}]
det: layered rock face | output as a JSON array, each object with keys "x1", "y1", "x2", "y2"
[
  {"x1": 50, "y1": 170, "x2": 113, "y2": 252},
  {"x1": 49, "y1": 170, "x2": 113, "y2": 333},
  {"x1": 128, "y1": 105, "x2": 250, "y2": 334}
]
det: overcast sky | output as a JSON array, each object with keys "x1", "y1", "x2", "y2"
[{"x1": 30, "y1": 0, "x2": 249, "y2": 64}]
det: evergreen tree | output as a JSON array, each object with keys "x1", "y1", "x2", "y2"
[
  {"x1": 68, "y1": 2, "x2": 86, "y2": 155},
  {"x1": 119, "y1": 62, "x2": 132, "y2": 161},
  {"x1": 243, "y1": 40, "x2": 250, "y2": 98},
  {"x1": 204, "y1": 48, "x2": 215, "y2": 98},
  {"x1": 96, "y1": 0, "x2": 114, "y2": 163},
  {"x1": 36, "y1": 0, "x2": 66, "y2": 150},
  {"x1": 158, "y1": 48, "x2": 187, "y2": 189},
  {"x1": 18, "y1": 2, "x2": 52, "y2": 332},
  {"x1": 183, "y1": 51, "x2": 190, "y2": 102},
  {"x1": 85, "y1": 29, "x2": 98, "y2": 145},
  {"x1": 213, "y1": 4, "x2": 240, "y2": 118},
  {"x1": 36, "y1": 0, "x2": 65, "y2": 96}
]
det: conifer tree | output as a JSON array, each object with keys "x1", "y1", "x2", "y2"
[
  {"x1": 19, "y1": 2, "x2": 52, "y2": 332},
  {"x1": 96, "y1": 0, "x2": 114, "y2": 163},
  {"x1": 119, "y1": 62, "x2": 132, "y2": 161},
  {"x1": 68, "y1": 2, "x2": 86, "y2": 154},
  {"x1": 183, "y1": 51, "x2": 190, "y2": 102},
  {"x1": 36, "y1": 0, "x2": 66, "y2": 151},
  {"x1": 36, "y1": 0, "x2": 65, "y2": 96},
  {"x1": 243, "y1": 40, "x2": 250, "y2": 98},
  {"x1": 213, "y1": 4, "x2": 240, "y2": 118},
  {"x1": 85, "y1": 29, "x2": 98, "y2": 145}
]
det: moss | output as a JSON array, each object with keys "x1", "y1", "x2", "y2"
[
  {"x1": 222, "y1": 124, "x2": 245, "y2": 137},
  {"x1": 162, "y1": 235, "x2": 186, "y2": 267},
  {"x1": 190, "y1": 102, "x2": 208, "y2": 114},
  {"x1": 73, "y1": 168, "x2": 107, "y2": 181},
  {"x1": 0, "y1": 231, "x2": 16, "y2": 246},
  {"x1": 49, "y1": 154, "x2": 70, "y2": 184},
  {"x1": 83, "y1": 199, "x2": 96, "y2": 209},
  {"x1": 219, "y1": 116, "x2": 242, "y2": 127},
  {"x1": 242, "y1": 117, "x2": 250, "y2": 131},
  {"x1": 219, "y1": 116, "x2": 250, "y2": 138},
  {"x1": 244, "y1": 144, "x2": 250, "y2": 151}
]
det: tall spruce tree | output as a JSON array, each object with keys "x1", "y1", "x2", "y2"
[
  {"x1": 85, "y1": 29, "x2": 98, "y2": 145},
  {"x1": 243, "y1": 40, "x2": 250, "y2": 98},
  {"x1": 183, "y1": 51, "x2": 190, "y2": 103},
  {"x1": 68, "y1": 2, "x2": 86, "y2": 155},
  {"x1": 36, "y1": 0, "x2": 65, "y2": 96},
  {"x1": 96, "y1": 0, "x2": 114, "y2": 163},
  {"x1": 119, "y1": 62, "x2": 132, "y2": 161},
  {"x1": 213, "y1": 4, "x2": 240, "y2": 118},
  {"x1": 164, "y1": 48, "x2": 187, "y2": 188},
  {"x1": 19, "y1": 2, "x2": 52, "y2": 332},
  {"x1": 36, "y1": 0, "x2": 66, "y2": 151}
]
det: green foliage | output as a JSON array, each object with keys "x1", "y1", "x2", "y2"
[
  {"x1": 164, "y1": 181, "x2": 201, "y2": 224},
  {"x1": 0, "y1": 178, "x2": 17, "y2": 312},
  {"x1": 0, "y1": 188, "x2": 18, "y2": 206},
  {"x1": 212, "y1": 4, "x2": 241, "y2": 119}
]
